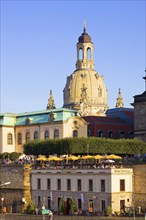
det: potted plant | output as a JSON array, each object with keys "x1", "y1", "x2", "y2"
[
  {"x1": 69, "y1": 199, "x2": 77, "y2": 215},
  {"x1": 58, "y1": 198, "x2": 64, "y2": 215},
  {"x1": 106, "y1": 205, "x2": 112, "y2": 216}
]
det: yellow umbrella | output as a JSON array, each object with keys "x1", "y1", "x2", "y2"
[
  {"x1": 94, "y1": 155, "x2": 104, "y2": 160},
  {"x1": 106, "y1": 154, "x2": 122, "y2": 159},
  {"x1": 47, "y1": 156, "x2": 62, "y2": 161},
  {"x1": 81, "y1": 155, "x2": 94, "y2": 160},
  {"x1": 66, "y1": 155, "x2": 80, "y2": 161},
  {"x1": 36, "y1": 156, "x2": 47, "y2": 161}
]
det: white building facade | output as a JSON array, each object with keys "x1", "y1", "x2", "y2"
[{"x1": 31, "y1": 167, "x2": 133, "y2": 214}]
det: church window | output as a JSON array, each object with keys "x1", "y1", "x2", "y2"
[
  {"x1": 7, "y1": 133, "x2": 13, "y2": 145},
  {"x1": 17, "y1": 132, "x2": 22, "y2": 144},
  {"x1": 73, "y1": 130, "x2": 78, "y2": 138},
  {"x1": 34, "y1": 131, "x2": 39, "y2": 140},
  {"x1": 54, "y1": 129, "x2": 59, "y2": 139},
  {"x1": 109, "y1": 131, "x2": 113, "y2": 138},
  {"x1": 128, "y1": 131, "x2": 134, "y2": 139},
  {"x1": 26, "y1": 131, "x2": 30, "y2": 142},
  {"x1": 44, "y1": 130, "x2": 49, "y2": 139},
  {"x1": 79, "y1": 48, "x2": 83, "y2": 60},
  {"x1": 98, "y1": 130, "x2": 104, "y2": 138},
  {"x1": 120, "y1": 131, "x2": 125, "y2": 139},
  {"x1": 87, "y1": 47, "x2": 91, "y2": 60}
]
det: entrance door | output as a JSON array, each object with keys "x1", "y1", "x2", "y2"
[
  {"x1": 120, "y1": 200, "x2": 125, "y2": 211},
  {"x1": 101, "y1": 200, "x2": 105, "y2": 213},
  {"x1": 88, "y1": 200, "x2": 93, "y2": 213}
]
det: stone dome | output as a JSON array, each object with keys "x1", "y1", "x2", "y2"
[
  {"x1": 63, "y1": 25, "x2": 108, "y2": 116},
  {"x1": 63, "y1": 69, "x2": 108, "y2": 116}
]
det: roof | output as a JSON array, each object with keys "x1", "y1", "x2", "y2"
[
  {"x1": 134, "y1": 91, "x2": 146, "y2": 103},
  {"x1": 0, "y1": 108, "x2": 79, "y2": 126},
  {"x1": 0, "y1": 113, "x2": 16, "y2": 126},
  {"x1": 83, "y1": 108, "x2": 134, "y2": 126},
  {"x1": 78, "y1": 26, "x2": 92, "y2": 44}
]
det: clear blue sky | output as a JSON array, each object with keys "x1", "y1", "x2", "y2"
[{"x1": 1, "y1": 0, "x2": 146, "y2": 114}]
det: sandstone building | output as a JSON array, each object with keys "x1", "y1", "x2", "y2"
[{"x1": 0, "y1": 25, "x2": 135, "y2": 154}]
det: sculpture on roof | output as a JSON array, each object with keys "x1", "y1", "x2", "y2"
[
  {"x1": 46, "y1": 90, "x2": 56, "y2": 110},
  {"x1": 116, "y1": 88, "x2": 124, "y2": 108}
]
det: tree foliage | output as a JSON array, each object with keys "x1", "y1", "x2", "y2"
[{"x1": 23, "y1": 137, "x2": 146, "y2": 156}]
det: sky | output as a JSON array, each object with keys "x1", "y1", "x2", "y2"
[{"x1": 1, "y1": 0, "x2": 146, "y2": 114}]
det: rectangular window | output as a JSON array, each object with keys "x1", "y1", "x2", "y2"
[
  {"x1": 89, "y1": 179, "x2": 93, "y2": 191},
  {"x1": 7, "y1": 133, "x2": 13, "y2": 145},
  {"x1": 57, "y1": 179, "x2": 61, "y2": 190},
  {"x1": 77, "y1": 179, "x2": 81, "y2": 191},
  {"x1": 101, "y1": 179, "x2": 105, "y2": 192},
  {"x1": 120, "y1": 179, "x2": 125, "y2": 191},
  {"x1": 37, "y1": 178, "x2": 41, "y2": 190},
  {"x1": 67, "y1": 179, "x2": 71, "y2": 190},
  {"x1": 47, "y1": 179, "x2": 51, "y2": 190},
  {"x1": 17, "y1": 133, "x2": 22, "y2": 145}
]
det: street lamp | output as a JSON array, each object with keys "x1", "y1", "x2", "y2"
[{"x1": 1, "y1": 198, "x2": 4, "y2": 213}]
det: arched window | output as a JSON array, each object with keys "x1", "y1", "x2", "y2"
[
  {"x1": 73, "y1": 130, "x2": 78, "y2": 138},
  {"x1": 54, "y1": 129, "x2": 59, "y2": 139},
  {"x1": 79, "y1": 48, "x2": 83, "y2": 60},
  {"x1": 109, "y1": 131, "x2": 113, "y2": 138},
  {"x1": 34, "y1": 131, "x2": 39, "y2": 140},
  {"x1": 87, "y1": 48, "x2": 91, "y2": 60},
  {"x1": 17, "y1": 132, "x2": 22, "y2": 145},
  {"x1": 7, "y1": 133, "x2": 13, "y2": 145},
  {"x1": 98, "y1": 130, "x2": 104, "y2": 138},
  {"x1": 44, "y1": 130, "x2": 49, "y2": 139},
  {"x1": 120, "y1": 131, "x2": 125, "y2": 139},
  {"x1": 128, "y1": 131, "x2": 134, "y2": 139},
  {"x1": 25, "y1": 131, "x2": 30, "y2": 142}
]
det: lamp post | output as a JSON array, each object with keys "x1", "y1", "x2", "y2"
[{"x1": 1, "y1": 198, "x2": 4, "y2": 213}]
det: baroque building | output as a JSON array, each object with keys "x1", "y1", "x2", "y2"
[
  {"x1": 0, "y1": 25, "x2": 135, "y2": 154},
  {"x1": 132, "y1": 74, "x2": 146, "y2": 142},
  {"x1": 63, "y1": 24, "x2": 108, "y2": 116}
]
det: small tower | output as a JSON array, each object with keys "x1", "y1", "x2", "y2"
[
  {"x1": 46, "y1": 90, "x2": 56, "y2": 110},
  {"x1": 76, "y1": 21, "x2": 94, "y2": 70},
  {"x1": 116, "y1": 88, "x2": 124, "y2": 108}
]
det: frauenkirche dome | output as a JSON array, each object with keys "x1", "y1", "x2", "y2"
[{"x1": 63, "y1": 24, "x2": 108, "y2": 116}]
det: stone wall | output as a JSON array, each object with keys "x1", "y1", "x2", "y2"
[
  {"x1": 132, "y1": 164, "x2": 146, "y2": 211},
  {"x1": 0, "y1": 164, "x2": 31, "y2": 213}
]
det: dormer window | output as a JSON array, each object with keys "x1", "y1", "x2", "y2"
[{"x1": 25, "y1": 117, "x2": 30, "y2": 125}]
